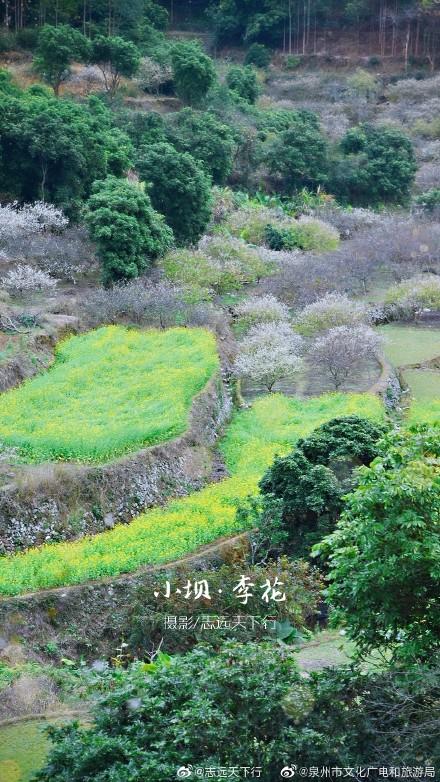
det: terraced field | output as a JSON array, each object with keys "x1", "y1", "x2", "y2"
[
  {"x1": 0, "y1": 391, "x2": 383, "y2": 596},
  {"x1": 378, "y1": 323, "x2": 440, "y2": 423},
  {"x1": 0, "y1": 326, "x2": 219, "y2": 463}
]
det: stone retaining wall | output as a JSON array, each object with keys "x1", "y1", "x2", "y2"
[{"x1": 0, "y1": 371, "x2": 232, "y2": 554}]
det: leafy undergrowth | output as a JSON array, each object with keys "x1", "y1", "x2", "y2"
[
  {"x1": 0, "y1": 326, "x2": 219, "y2": 463},
  {"x1": 0, "y1": 392, "x2": 383, "y2": 596}
]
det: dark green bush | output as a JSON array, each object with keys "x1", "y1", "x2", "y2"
[{"x1": 244, "y1": 42, "x2": 271, "y2": 67}]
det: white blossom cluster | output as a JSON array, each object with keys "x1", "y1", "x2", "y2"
[
  {"x1": 2, "y1": 264, "x2": 58, "y2": 294},
  {"x1": 0, "y1": 201, "x2": 68, "y2": 243},
  {"x1": 233, "y1": 321, "x2": 304, "y2": 392}
]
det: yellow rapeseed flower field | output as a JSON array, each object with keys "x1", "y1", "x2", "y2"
[
  {"x1": 0, "y1": 326, "x2": 219, "y2": 462},
  {"x1": 0, "y1": 391, "x2": 384, "y2": 596}
]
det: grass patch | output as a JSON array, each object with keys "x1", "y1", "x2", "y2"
[
  {"x1": 0, "y1": 392, "x2": 383, "y2": 596},
  {"x1": 378, "y1": 324, "x2": 440, "y2": 367},
  {"x1": 0, "y1": 326, "x2": 219, "y2": 463},
  {"x1": 0, "y1": 721, "x2": 51, "y2": 782},
  {"x1": 404, "y1": 369, "x2": 440, "y2": 425}
]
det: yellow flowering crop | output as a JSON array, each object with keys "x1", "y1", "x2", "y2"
[
  {"x1": 0, "y1": 391, "x2": 384, "y2": 596},
  {"x1": 0, "y1": 326, "x2": 219, "y2": 462}
]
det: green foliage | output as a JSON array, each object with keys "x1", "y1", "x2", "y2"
[
  {"x1": 171, "y1": 40, "x2": 216, "y2": 107},
  {"x1": 0, "y1": 392, "x2": 383, "y2": 595},
  {"x1": 34, "y1": 24, "x2": 90, "y2": 95},
  {"x1": 91, "y1": 34, "x2": 141, "y2": 96},
  {"x1": 162, "y1": 236, "x2": 271, "y2": 297},
  {"x1": 245, "y1": 42, "x2": 272, "y2": 67},
  {"x1": 335, "y1": 124, "x2": 417, "y2": 206},
  {"x1": 316, "y1": 426, "x2": 440, "y2": 663},
  {"x1": 35, "y1": 642, "x2": 301, "y2": 781},
  {"x1": 166, "y1": 108, "x2": 236, "y2": 184},
  {"x1": 226, "y1": 64, "x2": 260, "y2": 104},
  {"x1": 87, "y1": 176, "x2": 173, "y2": 283},
  {"x1": 0, "y1": 87, "x2": 133, "y2": 210},
  {"x1": 265, "y1": 111, "x2": 329, "y2": 192},
  {"x1": 264, "y1": 217, "x2": 339, "y2": 252},
  {"x1": 0, "y1": 326, "x2": 217, "y2": 463},
  {"x1": 256, "y1": 416, "x2": 386, "y2": 559},
  {"x1": 136, "y1": 142, "x2": 212, "y2": 245},
  {"x1": 415, "y1": 187, "x2": 440, "y2": 211}
]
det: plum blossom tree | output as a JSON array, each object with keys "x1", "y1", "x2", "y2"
[
  {"x1": 295, "y1": 293, "x2": 369, "y2": 336},
  {"x1": 234, "y1": 321, "x2": 303, "y2": 392},
  {"x1": 309, "y1": 325, "x2": 382, "y2": 390},
  {"x1": 234, "y1": 295, "x2": 290, "y2": 326},
  {"x1": 2, "y1": 264, "x2": 57, "y2": 295}
]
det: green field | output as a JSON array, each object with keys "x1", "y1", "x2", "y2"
[
  {"x1": 378, "y1": 324, "x2": 440, "y2": 367},
  {"x1": 404, "y1": 369, "x2": 440, "y2": 425},
  {"x1": 0, "y1": 326, "x2": 219, "y2": 463},
  {"x1": 0, "y1": 721, "x2": 51, "y2": 782},
  {"x1": 0, "y1": 392, "x2": 383, "y2": 596}
]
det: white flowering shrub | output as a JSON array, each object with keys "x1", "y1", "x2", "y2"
[
  {"x1": 384, "y1": 274, "x2": 440, "y2": 319},
  {"x1": 2, "y1": 264, "x2": 58, "y2": 295},
  {"x1": 136, "y1": 57, "x2": 173, "y2": 94},
  {"x1": 295, "y1": 293, "x2": 369, "y2": 336},
  {"x1": 234, "y1": 295, "x2": 290, "y2": 326},
  {"x1": 309, "y1": 325, "x2": 383, "y2": 390},
  {"x1": 0, "y1": 202, "x2": 68, "y2": 243},
  {"x1": 234, "y1": 321, "x2": 304, "y2": 392}
]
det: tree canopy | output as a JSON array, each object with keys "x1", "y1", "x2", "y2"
[
  {"x1": 87, "y1": 176, "x2": 173, "y2": 284},
  {"x1": 136, "y1": 142, "x2": 212, "y2": 245}
]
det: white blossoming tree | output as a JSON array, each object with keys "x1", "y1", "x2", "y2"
[
  {"x1": 234, "y1": 295, "x2": 290, "y2": 327},
  {"x1": 234, "y1": 322, "x2": 304, "y2": 392},
  {"x1": 309, "y1": 325, "x2": 383, "y2": 390},
  {"x1": 295, "y1": 292, "x2": 369, "y2": 336},
  {"x1": 2, "y1": 264, "x2": 58, "y2": 295}
]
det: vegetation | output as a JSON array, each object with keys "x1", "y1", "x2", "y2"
[
  {"x1": 90, "y1": 35, "x2": 141, "y2": 97},
  {"x1": 87, "y1": 177, "x2": 173, "y2": 284},
  {"x1": 0, "y1": 86, "x2": 132, "y2": 209},
  {"x1": 316, "y1": 426, "x2": 440, "y2": 663},
  {"x1": 0, "y1": 4, "x2": 439, "y2": 773},
  {"x1": 266, "y1": 111, "x2": 329, "y2": 192},
  {"x1": 171, "y1": 40, "x2": 216, "y2": 107},
  {"x1": 336, "y1": 124, "x2": 417, "y2": 206},
  {"x1": 0, "y1": 392, "x2": 383, "y2": 595},
  {"x1": 249, "y1": 415, "x2": 386, "y2": 559},
  {"x1": 226, "y1": 64, "x2": 260, "y2": 104},
  {"x1": 34, "y1": 24, "x2": 89, "y2": 95},
  {"x1": 0, "y1": 326, "x2": 219, "y2": 462},
  {"x1": 136, "y1": 143, "x2": 212, "y2": 245}
]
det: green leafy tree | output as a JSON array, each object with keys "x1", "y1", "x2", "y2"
[
  {"x1": 137, "y1": 142, "x2": 212, "y2": 245},
  {"x1": 91, "y1": 35, "x2": 140, "y2": 97},
  {"x1": 0, "y1": 88, "x2": 133, "y2": 209},
  {"x1": 316, "y1": 426, "x2": 440, "y2": 663},
  {"x1": 166, "y1": 107, "x2": 236, "y2": 184},
  {"x1": 254, "y1": 416, "x2": 386, "y2": 559},
  {"x1": 87, "y1": 176, "x2": 173, "y2": 284},
  {"x1": 335, "y1": 123, "x2": 417, "y2": 206},
  {"x1": 34, "y1": 24, "x2": 90, "y2": 96},
  {"x1": 35, "y1": 642, "x2": 302, "y2": 781},
  {"x1": 265, "y1": 110, "x2": 329, "y2": 192},
  {"x1": 245, "y1": 42, "x2": 272, "y2": 67},
  {"x1": 226, "y1": 64, "x2": 260, "y2": 104},
  {"x1": 171, "y1": 40, "x2": 216, "y2": 107}
]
